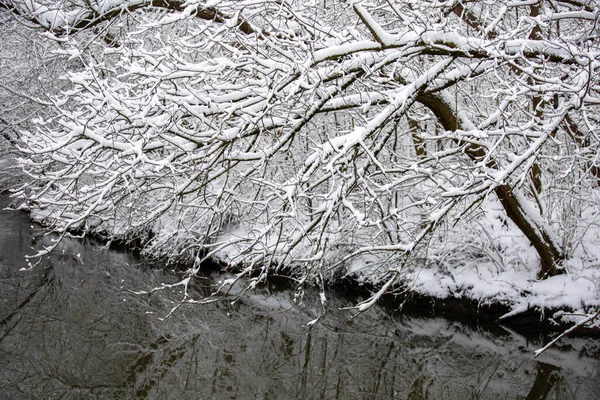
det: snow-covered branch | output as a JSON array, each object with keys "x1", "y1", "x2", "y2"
[
  {"x1": 8, "y1": 0, "x2": 600, "y2": 311},
  {"x1": 0, "y1": 0, "x2": 257, "y2": 36}
]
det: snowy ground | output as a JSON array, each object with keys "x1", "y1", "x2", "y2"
[
  {"x1": 339, "y1": 198, "x2": 600, "y2": 329},
  {"x1": 122, "y1": 188, "x2": 600, "y2": 330}
]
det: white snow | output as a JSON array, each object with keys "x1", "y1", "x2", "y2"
[{"x1": 8, "y1": 0, "x2": 600, "y2": 332}]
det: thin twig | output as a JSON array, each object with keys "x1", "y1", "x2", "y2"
[{"x1": 534, "y1": 308, "x2": 600, "y2": 358}]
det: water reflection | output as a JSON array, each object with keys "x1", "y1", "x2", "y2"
[{"x1": 1, "y1": 196, "x2": 599, "y2": 399}]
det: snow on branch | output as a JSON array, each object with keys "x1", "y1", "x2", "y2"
[
  {"x1": 11, "y1": 0, "x2": 600, "y2": 312},
  {"x1": 535, "y1": 308, "x2": 600, "y2": 357},
  {"x1": 0, "y1": 0, "x2": 257, "y2": 36}
]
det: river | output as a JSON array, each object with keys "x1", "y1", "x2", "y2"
[{"x1": 0, "y1": 195, "x2": 599, "y2": 399}]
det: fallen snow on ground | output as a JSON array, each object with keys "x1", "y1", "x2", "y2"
[{"x1": 342, "y1": 198, "x2": 600, "y2": 323}]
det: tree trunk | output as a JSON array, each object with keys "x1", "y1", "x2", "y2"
[
  {"x1": 417, "y1": 92, "x2": 564, "y2": 278},
  {"x1": 494, "y1": 185, "x2": 563, "y2": 278}
]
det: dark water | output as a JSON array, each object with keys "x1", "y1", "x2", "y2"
[{"x1": 1, "y1": 196, "x2": 599, "y2": 400}]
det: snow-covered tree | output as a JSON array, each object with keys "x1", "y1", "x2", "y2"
[
  {"x1": 4, "y1": 0, "x2": 600, "y2": 308},
  {"x1": 0, "y1": 6, "x2": 68, "y2": 190}
]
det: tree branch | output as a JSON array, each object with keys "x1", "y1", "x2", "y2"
[{"x1": 0, "y1": 0, "x2": 256, "y2": 36}]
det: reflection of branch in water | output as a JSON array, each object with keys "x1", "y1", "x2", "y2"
[
  {"x1": 525, "y1": 362, "x2": 561, "y2": 400},
  {"x1": 300, "y1": 328, "x2": 312, "y2": 395},
  {"x1": 125, "y1": 334, "x2": 196, "y2": 399},
  {"x1": 371, "y1": 341, "x2": 396, "y2": 400},
  {"x1": 45, "y1": 375, "x2": 129, "y2": 398},
  {"x1": 0, "y1": 263, "x2": 54, "y2": 342},
  {"x1": 407, "y1": 373, "x2": 429, "y2": 400}
]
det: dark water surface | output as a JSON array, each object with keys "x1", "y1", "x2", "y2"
[{"x1": 1, "y1": 196, "x2": 599, "y2": 399}]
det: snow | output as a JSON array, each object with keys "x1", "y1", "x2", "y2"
[
  {"x1": 340, "y1": 197, "x2": 600, "y2": 323},
  {"x1": 312, "y1": 40, "x2": 382, "y2": 63},
  {"x1": 8, "y1": 0, "x2": 600, "y2": 334},
  {"x1": 411, "y1": 263, "x2": 599, "y2": 316}
]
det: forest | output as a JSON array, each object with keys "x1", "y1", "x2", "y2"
[{"x1": 0, "y1": 0, "x2": 599, "y2": 329}]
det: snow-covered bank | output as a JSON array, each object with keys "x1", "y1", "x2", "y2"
[
  {"x1": 10, "y1": 192, "x2": 598, "y2": 336},
  {"x1": 407, "y1": 266, "x2": 600, "y2": 333},
  {"x1": 339, "y1": 200, "x2": 600, "y2": 334},
  {"x1": 199, "y1": 194, "x2": 599, "y2": 333}
]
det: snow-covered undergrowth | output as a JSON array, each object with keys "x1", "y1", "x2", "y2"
[
  {"x1": 204, "y1": 190, "x2": 600, "y2": 323},
  {"x1": 405, "y1": 204, "x2": 600, "y2": 325},
  {"x1": 0, "y1": 143, "x2": 23, "y2": 191}
]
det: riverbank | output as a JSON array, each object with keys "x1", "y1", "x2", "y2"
[
  {"x1": 2, "y1": 197, "x2": 599, "y2": 399},
  {"x1": 2, "y1": 193, "x2": 599, "y2": 338},
  {"x1": 322, "y1": 274, "x2": 600, "y2": 337}
]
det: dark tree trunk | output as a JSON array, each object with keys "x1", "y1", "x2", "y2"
[
  {"x1": 416, "y1": 92, "x2": 564, "y2": 278},
  {"x1": 408, "y1": 118, "x2": 427, "y2": 159},
  {"x1": 494, "y1": 185, "x2": 563, "y2": 278}
]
